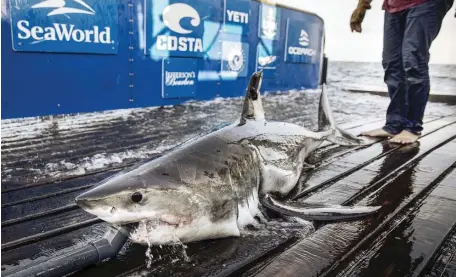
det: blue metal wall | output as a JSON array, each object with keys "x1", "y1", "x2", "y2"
[{"x1": 1, "y1": 0, "x2": 325, "y2": 119}]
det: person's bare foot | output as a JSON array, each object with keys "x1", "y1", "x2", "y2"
[
  {"x1": 360, "y1": 128, "x2": 394, "y2": 138},
  {"x1": 389, "y1": 130, "x2": 420, "y2": 144}
]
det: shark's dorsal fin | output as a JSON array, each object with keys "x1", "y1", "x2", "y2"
[{"x1": 239, "y1": 71, "x2": 265, "y2": 126}]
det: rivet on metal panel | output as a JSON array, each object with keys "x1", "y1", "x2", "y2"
[
  {"x1": 128, "y1": 0, "x2": 135, "y2": 105},
  {"x1": 18, "y1": 42, "x2": 22, "y2": 46}
]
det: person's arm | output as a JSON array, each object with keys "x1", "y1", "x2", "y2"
[{"x1": 350, "y1": 0, "x2": 373, "y2": 33}]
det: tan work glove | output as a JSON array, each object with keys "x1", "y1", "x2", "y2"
[{"x1": 350, "y1": 0, "x2": 373, "y2": 32}]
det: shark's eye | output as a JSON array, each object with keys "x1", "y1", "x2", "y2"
[{"x1": 131, "y1": 192, "x2": 143, "y2": 203}]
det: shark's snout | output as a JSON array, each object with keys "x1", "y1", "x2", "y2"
[
  {"x1": 74, "y1": 195, "x2": 88, "y2": 209},
  {"x1": 75, "y1": 194, "x2": 101, "y2": 211},
  {"x1": 74, "y1": 181, "x2": 203, "y2": 226},
  {"x1": 75, "y1": 190, "x2": 98, "y2": 210},
  {"x1": 75, "y1": 192, "x2": 115, "y2": 220}
]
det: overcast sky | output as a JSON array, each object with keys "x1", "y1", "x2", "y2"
[{"x1": 278, "y1": 0, "x2": 456, "y2": 64}]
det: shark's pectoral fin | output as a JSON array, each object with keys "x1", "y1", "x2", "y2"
[
  {"x1": 261, "y1": 194, "x2": 380, "y2": 221},
  {"x1": 326, "y1": 127, "x2": 367, "y2": 146}
]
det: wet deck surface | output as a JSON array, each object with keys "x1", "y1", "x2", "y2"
[{"x1": 2, "y1": 92, "x2": 456, "y2": 277}]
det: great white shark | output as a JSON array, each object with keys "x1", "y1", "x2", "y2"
[{"x1": 75, "y1": 71, "x2": 380, "y2": 245}]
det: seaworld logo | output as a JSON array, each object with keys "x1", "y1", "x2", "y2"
[
  {"x1": 14, "y1": 0, "x2": 113, "y2": 44},
  {"x1": 17, "y1": 21, "x2": 112, "y2": 44},
  {"x1": 31, "y1": 0, "x2": 95, "y2": 16},
  {"x1": 156, "y1": 3, "x2": 203, "y2": 53}
]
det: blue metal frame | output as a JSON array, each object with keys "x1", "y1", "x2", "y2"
[{"x1": 1, "y1": 0, "x2": 325, "y2": 119}]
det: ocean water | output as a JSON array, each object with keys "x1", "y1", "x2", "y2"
[
  {"x1": 1, "y1": 62, "x2": 455, "y2": 184},
  {"x1": 328, "y1": 61, "x2": 456, "y2": 94}
]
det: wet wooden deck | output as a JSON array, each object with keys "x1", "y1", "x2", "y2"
[{"x1": 2, "y1": 112, "x2": 456, "y2": 277}]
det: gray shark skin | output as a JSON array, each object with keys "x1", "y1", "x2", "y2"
[{"x1": 75, "y1": 71, "x2": 380, "y2": 245}]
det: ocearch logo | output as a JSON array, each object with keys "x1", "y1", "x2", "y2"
[
  {"x1": 298, "y1": 30, "x2": 309, "y2": 47},
  {"x1": 156, "y1": 3, "x2": 203, "y2": 52},
  {"x1": 15, "y1": 0, "x2": 113, "y2": 45},
  {"x1": 288, "y1": 28, "x2": 315, "y2": 57}
]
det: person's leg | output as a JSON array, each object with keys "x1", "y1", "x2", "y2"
[
  {"x1": 361, "y1": 10, "x2": 407, "y2": 138},
  {"x1": 390, "y1": 0, "x2": 453, "y2": 144}
]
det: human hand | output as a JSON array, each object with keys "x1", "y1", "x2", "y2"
[{"x1": 350, "y1": 0, "x2": 372, "y2": 33}]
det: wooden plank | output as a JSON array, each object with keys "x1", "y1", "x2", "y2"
[
  {"x1": 336, "y1": 168, "x2": 456, "y2": 277},
  {"x1": 294, "y1": 115, "x2": 456, "y2": 199},
  {"x1": 421, "y1": 229, "x2": 456, "y2": 277},
  {"x1": 255, "y1": 133, "x2": 456, "y2": 277}
]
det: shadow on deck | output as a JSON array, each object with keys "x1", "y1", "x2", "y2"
[{"x1": 1, "y1": 111, "x2": 456, "y2": 277}]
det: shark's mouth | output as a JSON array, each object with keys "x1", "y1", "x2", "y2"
[
  {"x1": 158, "y1": 214, "x2": 192, "y2": 227},
  {"x1": 127, "y1": 216, "x2": 196, "y2": 245},
  {"x1": 121, "y1": 214, "x2": 193, "y2": 230}
]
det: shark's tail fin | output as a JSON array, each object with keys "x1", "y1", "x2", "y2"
[{"x1": 317, "y1": 85, "x2": 364, "y2": 146}]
